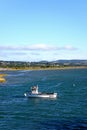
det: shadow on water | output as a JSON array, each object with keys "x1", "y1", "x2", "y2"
[{"x1": 24, "y1": 97, "x2": 58, "y2": 105}]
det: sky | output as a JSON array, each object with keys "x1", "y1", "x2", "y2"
[{"x1": 0, "y1": 0, "x2": 87, "y2": 61}]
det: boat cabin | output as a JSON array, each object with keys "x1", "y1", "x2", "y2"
[{"x1": 31, "y1": 86, "x2": 38, "y2": 94}]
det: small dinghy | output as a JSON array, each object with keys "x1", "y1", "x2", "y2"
[{"x1": 24, "y1": 85, "x2": 57, "y2": 98}]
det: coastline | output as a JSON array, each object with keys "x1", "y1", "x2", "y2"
[
  {"x1": 0, "y1": 66, "x2": 87, "y2": 71},
  {"x1": 0, "y1": 66, "x2": 87, "y2": 83}
]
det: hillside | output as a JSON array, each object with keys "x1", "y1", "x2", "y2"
[{"x1": 0, "y1": 60, "x2": 87, "y2": 70}]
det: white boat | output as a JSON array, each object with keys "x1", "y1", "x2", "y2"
[{"x1": 24, "y1": 86, "x2": 57, "y2": 98}]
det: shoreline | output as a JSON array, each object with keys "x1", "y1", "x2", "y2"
[
  {"x1": 0, "y1": 66, "x2": 87, "y2": 71},
  {"x1": 0, "y1": 66, "x2": 87, "y2": 83}
]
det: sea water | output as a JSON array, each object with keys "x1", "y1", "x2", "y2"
[{"x1": 0, "y1": 69, "x2": 87, "y2": 130}]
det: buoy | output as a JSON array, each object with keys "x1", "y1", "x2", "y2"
[{"x1": 73, "y1": 84, "x2": 75, "y2": 86}]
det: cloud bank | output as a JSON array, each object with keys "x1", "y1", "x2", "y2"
[
  {"x1": 0, "y1": 44, "x2": 77, "y2": 51},
  {"x1": 0, "y1": 44, "x2": 78, "y2": 61}
]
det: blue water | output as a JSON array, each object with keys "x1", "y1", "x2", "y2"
[{"x1": 0, "y1": 69, "x2": 87, "y2": 130}]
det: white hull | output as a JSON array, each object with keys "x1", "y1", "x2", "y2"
[
  {"x1": 24, "y1": 85, "x2": 57, "y2": 99},
  {"x1": 24, "y1": 92, "x2": 57, "y2": 98}
]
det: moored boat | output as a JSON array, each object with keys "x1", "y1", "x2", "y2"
[{"x1": 24, "y1": 86, "x2": 57, "y2": 98}]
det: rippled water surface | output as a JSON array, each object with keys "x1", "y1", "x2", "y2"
[{"x1": 0, "y1": 69, "x2": 87, "y2": 130}]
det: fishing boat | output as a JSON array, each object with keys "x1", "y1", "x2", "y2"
[{"x1": 24, "y1": 85, "x2": 57, "y2": 98}]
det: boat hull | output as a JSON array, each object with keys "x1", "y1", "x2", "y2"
[{"x1": 24, "y1": 92, "x2": 57, "y2": 98}]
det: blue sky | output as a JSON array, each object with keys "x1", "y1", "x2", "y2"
[{"x1": 0, "y1": 0, "x2": 87, "y2": 61}]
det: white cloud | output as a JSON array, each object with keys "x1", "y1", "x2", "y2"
[
  {"x1": 0, "y1": 44, "x2": 77, "y2": 51},
  {"x1": 0, "y1": 44, "x2": 78, "y2": 61},
  {"x1": 63, "y1": 45, "x2": 77, "y2": 50}
]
